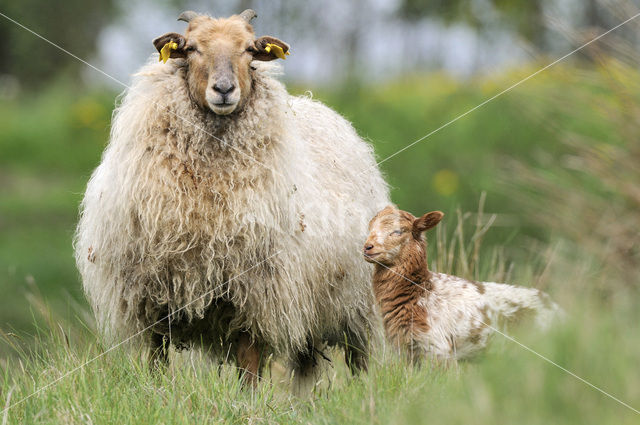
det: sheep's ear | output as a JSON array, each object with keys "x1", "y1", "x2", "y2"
[
  {"x1": 153, "y1": 32, "x2": 187, "y2": 63},
  {"x1": 413, "y1": 211, "x2": 444, "y2": 235},
  {"x1": 252, "y1": 36, "x2": 290, "y2": 61}
]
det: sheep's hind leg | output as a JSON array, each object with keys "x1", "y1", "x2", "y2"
[
  {"x1": 236, "y1": 332, "x2": 264, "y2": 388},
  {"x1": 342, "y1": 331, "x2": 369, "y2": 375},
  {"x1": 149, "y1": 332, "x2": 170, "y2": 371}
]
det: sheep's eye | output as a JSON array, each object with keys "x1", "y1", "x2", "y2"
[
  {"x1": 390, "y1": 230, "x2": 403, "y2": 236},
  {"x1": 245, "y1": 45, "x2": 257, "y2": 54},
  {"x1": 185, "y1": 46, "x2": 197, "y2": 53}
]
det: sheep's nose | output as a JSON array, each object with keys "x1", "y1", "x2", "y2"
[
  {"x1": 364, "y1": 244, "x2": 374, "y2": 252},
  {"x1": 213, "y1": 81, "x2": 235, "y2": 95}
]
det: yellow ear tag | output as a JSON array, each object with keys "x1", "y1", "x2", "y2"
[
  {"x1": 159, "y1": 41, "x2": 178, "y2": 63},
  {"x1": 265, "y1": 43, "x2": 289, "y2": 60}
]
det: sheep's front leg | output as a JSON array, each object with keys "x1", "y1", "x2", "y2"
[
  {"x1": 149, "y1": 332, "x2": 170, "y2": 370},
  {"x1": 344, "y1": 338, "x2": 368, "y2": 375},
  {"x1": 341, "y1": 325, "x2": 370, "y2": 375},
  {"x1": 290, "y1": 346, "x2": 321, "y2": 396},
  {"x1": 236, "y1": 332, "x2": 264, "y2": 387}
]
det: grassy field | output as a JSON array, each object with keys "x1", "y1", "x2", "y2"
[
  {"x1": 1, "y1": 60, "x2": 639, "y2": 423},
  {"x1": 1, "y1": 318, "x2": 638, "y2": 424}
]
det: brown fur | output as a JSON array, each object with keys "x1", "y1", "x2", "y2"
[
  {"x1": 365, "y1": 206, "x2": 443, "y2": 348},
  {"x1": 183, "y1": 17, "x2": 254, "y2": 110},
  {"x1": 470, "y1": 280, "x2": 486, "y2": 294},
  {"x1": 364, "y1": 206, "x2": 562, "y2": 361},
  {"x1": 87, "y1": 246, "x2": 96, "y2": 263},
  {"x1": 505, "y1": 304, "x2": 537, "y2": 325},
  {"x1": 236, "y1": 332, "x2": 265, "y2": 387}
]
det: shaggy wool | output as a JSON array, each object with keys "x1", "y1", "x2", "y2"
[{"x1": 74, "y1": 59, "x2": 390, "y2": 363}]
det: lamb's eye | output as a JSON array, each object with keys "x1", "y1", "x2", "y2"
[
  {"x1": 245, "y1": 45, "x2": 257, "y2": 54},
  {"x1": 185, "y1": 46, "x2": 197, "y2": 53},
  {"x1": 390, "y1": 230, "x2": 403, "y2": 236}
]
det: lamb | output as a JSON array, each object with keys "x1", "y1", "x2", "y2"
[
  {"x1": 363, "y1": 205, "x2": 561, "y2": 362},
  {"x1": 74, "y1": 9, "x2": 389, "y2": 392}
]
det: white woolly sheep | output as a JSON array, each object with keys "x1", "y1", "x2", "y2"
[
  {"x1": 363, "y1": 206, "x2": 562, "y2": 362},
  {"x1": 74, "y1": 9, "x2": 389, "y2": 391}
]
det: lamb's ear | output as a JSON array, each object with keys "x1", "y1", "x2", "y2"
[
  {"x1": 153, "y1": 32, "x2": 187, "y2": 63},
  {"x1": 413, "y1": 211, "x2": 444, "y2": 234},
  {"x1": 252, "y1": 36, "x2": 290, "y2": 61}
]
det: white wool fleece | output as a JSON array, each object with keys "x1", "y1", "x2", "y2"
[{"x1": 75, "y1": 59, "x2": 390, "y2": 359}]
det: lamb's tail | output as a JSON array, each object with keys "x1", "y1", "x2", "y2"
[{"x1": 482, "y1": 282, "x2": 564, "y2": 330}]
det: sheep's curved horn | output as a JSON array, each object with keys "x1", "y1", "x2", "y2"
[
  {"x1": 239, "y1": 9, "x2": 257, "y2": 23},
  {"x1": 177, "y1": 11, "x2": 199, "y2": 23}
]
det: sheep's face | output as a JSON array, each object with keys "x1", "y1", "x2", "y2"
[
  {"x1": 182, "y1": 17, "x2": 255, "y2": 115},
  {"x1": 364, "y1": 206, "x2": 443, "y2": 266},
  {"x1": 153, "y1": 11, "x2": 289, "y2": 116}
]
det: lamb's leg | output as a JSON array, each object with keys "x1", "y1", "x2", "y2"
[
  {"x1": 290, "y1": 344, "x2": 321, "y2": 396},
  {"x1": 149, "y1": 332, "x2": 170, "y2": 370},
  {"x1": 236, "y1": 332, "x2": 264, "y2": 387},
  {"x1": 342, "y1": 330, "x2": 369, "y2": 375}
]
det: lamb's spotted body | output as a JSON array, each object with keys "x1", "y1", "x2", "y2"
[
  {"x1": 420, "y1": 272, "x2": 556, "y2": 360},
  {"x1": 364, "y1": 206, "x2": 561, "y2": 362}
]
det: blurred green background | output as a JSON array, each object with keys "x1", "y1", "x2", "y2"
[
  {"x1": 0, "y1": 0, "x2": 637, "y2": 340},
  {"x1": 0, "y1": 1, "x2": 639, "y2": 422}
]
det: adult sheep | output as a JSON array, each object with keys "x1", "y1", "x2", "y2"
[{"x1": 74, "y1": 9, "x2": 389, "y2": 392}]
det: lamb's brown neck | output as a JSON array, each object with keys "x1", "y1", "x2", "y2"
[{"x1": 371, "y1": 245, "x2": 432, "y2": 341}]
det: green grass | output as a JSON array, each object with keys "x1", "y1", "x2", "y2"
[
  {"x1": 2, "y1": 198, "x2": 639, "y2": 424},
  {"x1": 2, "y1": 280, "x2": 639, "y2": 424},
  {"x1": 1, "y1": 61, "x2": 640, "y2": 423},
  {"x1": 0, "y1": 85, "x2": 110, "y2": 339}
]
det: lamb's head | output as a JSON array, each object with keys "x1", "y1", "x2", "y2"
[
  {"x1": 364, "y1": 206, "x2": 443, "y2": 266},
  {"x1": 152, "y1": 9, "x2": 289, "y2": 115}
]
